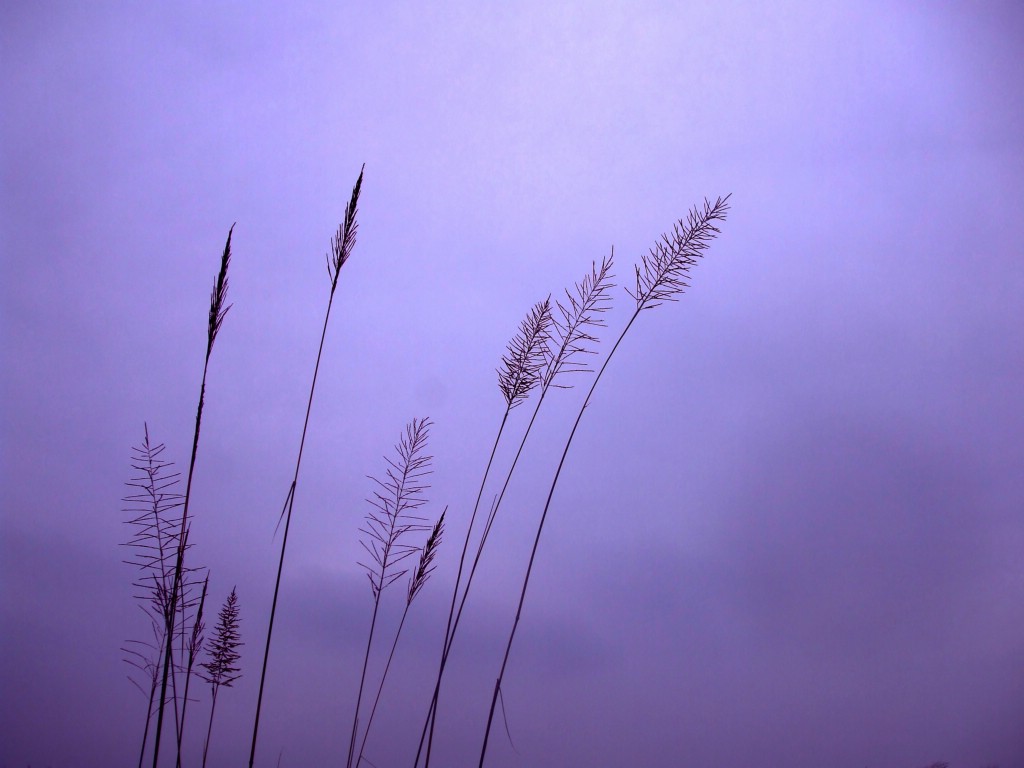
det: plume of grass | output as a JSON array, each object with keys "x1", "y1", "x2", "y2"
[
  {"x1": 418, "y1": 258, "x2": 614, "y2": 767},
  {"x1": 249, "y1": 164, "x2": 364, "y2": 768},
  {"x1": 150, "y1": 225, "x2": 234, "y2": 768},
  {"x1": 200, "y1": 587, "x2": 243, "y2": 768},
  {"x1": 477, "y1": 195, "x2": 731, "y2": 766},
  {"x1": 354, "y1": 509, "x2": 445, "y2": 768},
  {"x1": 347, "y1": 417, "x2": 434, "y2": 768}
]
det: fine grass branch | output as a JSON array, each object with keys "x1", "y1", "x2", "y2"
[
  {"x1": 249, "y1": 164, "x2": 364, "y2": 768},
  {"x1": 478, "y1": 195, "x2": 731, "y2": 767},
  {"x1": 347, "y1": 417, "x2": 434, "y2": 768},
  {"x1": 151, "y1": 224, "x2": 234, "y2": 768},
  {"x1": 419, "y1": 257, "x2": 614, "y2": 768}
]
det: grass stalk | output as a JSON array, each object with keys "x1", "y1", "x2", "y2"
[
  {"x1": 355, "y1": 510, "x2": 445, "y2": 767},
  {"x1": 200, "y1": 587, "x2": 243, "y2": 768},
  {"x1": 415, "y1": 298, "x2": 553, "y2": 766},
  {"x1": 176, "y1": 571, "x2": 208, "y2": 768},
  {"x1": 478, "y1": 195, "x2": 731, "y2": 767},
  {"x1": 249, "y1": 165, "x2": 364, "y2": 768},
  {"x1": 122, "y1": 424, "x2": 184, "y2": 768},
  {"x1": 419, "y1": 257, "x2": 614, "y2": 767},
  {"x1": 347, "y1": 417, "x2": 434, "y2": 768},
  {"x1": 151, "y1": 225, "x2": 233, "y2": 768}
]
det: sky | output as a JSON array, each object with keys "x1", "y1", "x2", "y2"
[{"x1": 1, "y1": 2, "x2": 1022, "y2": 767}]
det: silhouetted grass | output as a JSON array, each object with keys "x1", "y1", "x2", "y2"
[
  {"x1": 478, "y1": 195, "x2": 731, "y2": 766},
  {"x1": 119, "y1": 173, "x2": 733, "y2": 767},
  {"x1": 200, "y1": 587, "x2": 243, "y2": 768},
  {"x1": 249, "y1": 165, "x2": 364, "y2": 768}
]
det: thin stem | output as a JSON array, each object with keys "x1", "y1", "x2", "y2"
[
  {"x1": 249, "y1": 165, "x2": 363, "y2": 768},
  {"x1": 250, "y1": 291, "x2": 332, "y2": 767},
  {"x1": 201, "y1": 685, "x2": 220, "y2": 768},
  {"x1": 414, "y1": 410, "x2": 510, "y2": 768},
  {"x1": 354, "y1": 598, "x2": 408, "y2": 767},
  {"x1": 478, "y1": 310, "x2": 638, "y2": 767},
  {"x1": 176, "y1": 572, "x2": 208, "y2": 768},
  {"x1": 478, "y1": 196, "x2": 729, "y2": 766},
  {"x1": 420, "y1": 263, "x2": 610, "y2": 768},
  {"x1": 349, "y1": 418, "x2": 432, "y2": 768},
  {"x1": 347, "y1": 596, "x2": 383, "y2": 768},
  {"x1": 152, "y1": 225, "x2": 232, "y2": 768}
]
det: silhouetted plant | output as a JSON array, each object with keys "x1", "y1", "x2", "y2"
[
  {"x1": 419, "y1": 258, "x2": 617, "y2": 767},
  {"x1": 176, "y1": 572, "x2": 208, "y2": 768},
  {"x1": 200, "y1": 587, "x2": 243, "y2": 768},
  {"x1": 121, "y1": 425, "x2": 206, "y2": 768},
  {"x1": 355, "y1": 509, "x2": 446, "y2": 768},
  {"x1": 151, "y1": 224, "x2": 233, "y2": 768},
  {"x1": 347, "y1": 417, "x2": 435, "y2": 768},
  {"x1": 118, "y1": 177, "x2": 734, "y2": 767},
  {"x1": 249, "y1": 165, "x2": 364, "y2": 768},
  {"x1": 415, "y1": 297, "x2": 552, "y2": 765},
  {"x1": 478, "y1": 195, "x2": 731, "y2": 766}
]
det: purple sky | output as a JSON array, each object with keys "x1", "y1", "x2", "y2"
[{"x1": 2, "y1": 3, "x2": 1022, "y2": 767}]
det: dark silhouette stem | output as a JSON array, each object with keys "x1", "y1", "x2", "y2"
[
  {"x1": 478, "y1": 309, "x2": 639, "y2": 767},
  {"x1": 152, "y1": 362, "x2": 210, "y2": 768},
  {"x1": 415, "y1": 409, "x2": 509, "y2": 767},
  {"x1": 201, "y1": 685, "x2": 220, "y2": 768},
  {"x1": 250, "y1": 288, "x2": 336, "y2": 768},
  {"x1": 353, "y1": 599, "x2": 410, "y2": 767}
]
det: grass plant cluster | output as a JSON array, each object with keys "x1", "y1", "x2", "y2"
[{"x1": 119, "y1": 165, "x2": 730, "y2": 767}]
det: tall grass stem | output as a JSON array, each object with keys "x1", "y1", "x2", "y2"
[
  {"x1": 249, "y1": 165, "x2": 364, "y2": 768},
  {"x1": 477, "y1": 196, "x2": 730, "y2": 766}
]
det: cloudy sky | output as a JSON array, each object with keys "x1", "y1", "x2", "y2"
[{"x1": 2, "y1": 3, "x2": 1022, "y2": 767}]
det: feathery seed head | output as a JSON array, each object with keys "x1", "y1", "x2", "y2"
[
  {"x1": 498, "y1": 297, "x2": 553, "y2": 409},
  {"x1": 542, "y1": 252, "x2": 615, "y2": 389},
  {"x1": 629, "y1": 195, "x2": 730, "y2": 311},
  {"x1": 408, "y1": 508, "x2": 446, "y2": 605},
  {"x1": 328, "y1": 164, "x2": 365, "y2": 288},
  {"x1": 200, "y1": 587, "x2": 243, "y2": 688},
  {"x1": 358, "y1": 417, "x2": 434, "y2": 600},
  {"x1": 206, "y1": 224, "x2": 234, "y2": 357}
]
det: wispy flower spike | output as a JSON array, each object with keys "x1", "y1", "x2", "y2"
[
  {"x1": 498, "y1": 297, "x2": 553, "y2": 409},
  {"x1": 250, "y1": 164, "x2": 365, "y2": 768},
  {"x1": 357, "y1": 417, "x2": 433, "y2": 599},
  {"x1": 542, "y1": 252, "x2": 615, "y2": 389},
  {"x1": 479, "y1": 198, "x2": 730, "y2": 767},
  {"x1": 328, "y1": 164, "x2": 365, "y2": 288},
  {"x1": 201, "y1": 588, "x2": 243, "y2": 689},
  {"x1": 408, "y1": 508, "x2": 446, "y2": 605},
  {"x1": 349, "y1": 417, "x2": 434, "y2": 768},
  {"x1": 200, "y1": 588, "x2": 243, "y2": 768},
  {"x1": 629, "y1": 195, "x2": 731, "y2": 310},
  {"x1": 207, "y1": 224, "x2": 234, "y2": 357}
]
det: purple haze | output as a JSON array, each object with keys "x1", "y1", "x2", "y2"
[{"x1": 2, "y1": 3, "x2": 1022, "y2": 767}]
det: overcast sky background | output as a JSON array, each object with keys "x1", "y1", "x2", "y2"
[{"x1": 2, "y1": 3, "x2": 1022, "y2": 767}]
